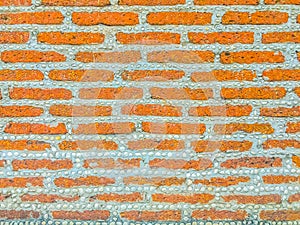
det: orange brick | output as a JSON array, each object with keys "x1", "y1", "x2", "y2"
[
  {"x1": 0, "y1": 140, "x2": 50, "y2": 151},
  {"x1": 1, "y1": 50, "x2": 66, "y2": 63},
  {"x1": 0, "y1": 0, "x2": 31, "y2": 6},
  {"x1": 58, "y1": 140, "x2": 118, "y2": 151},
  {"x1": 117, "y1": 32, "x2": 181, "y2": 45},
  {"x1": 214, "y1": 123, "x2": 274, "y2": 134},
  {"x1": 79, "y1": 87, "x2": 142, "y2": 99},
  {"x1": 0, "y1": 106, "x2": 43, "y2": 117},
  {"x1": 261, "y1": 106, "x2": 300, "y2": 117},
  {"x1": 119, "y1": 0, "x2": 185, "y2": 5},
  {"x1": 286, "y1": 122, "x2": 300, "y2": 133},
  {"x1": 192, "y1": 209, "x2": 248, "y2": 220},
  {"x1": 9, "y1": 88, "x2": 72, "y2": 100},
  {"x1": 54, "y1": 176, "x2": 115, "y2": 187},
  {"x1": 221, "y1": 87, "x2": 286, "y2": 99},
  {"x1": 52, "y1": 210, "x2": 110, "y2": 221},
  {"x1": 0, "y1": 70, "x2": 43, "y2": 81},
  {"x1": 263, "y1": 69, "x2": 300, "y2": 81},
  {"x1": 194, "y1": 176, "x2": 250, "y2": 186},
  {"x1": 72, "y1": 122, "x2": 135, "y2": 134},
  {"x1": 288, "y1": 193, "x2": 300, "y2": 203},
  {"x1": 152, "y1": 193, "x2": 214, "y2": 204},
  {"x1": 49, "y1": 70, "x2": 114, "y2": 82},
  {"x1": 0, "y1": 210, "x2": 40, "y2": 220},
  {"x1": 192, "y1": 140, "x2": 252, "y2": 152},
  {"x1": 265, "y1": 0, "x2": 300, "y2": 4},
  {"x1": 298, "y1": 15, "x2": 300, "y2": 23},
  {"x1": 195, "y1": 0, "x2": 258, "y2": 4},
  {"x1": 76, "y1": 51, "x2": 141, "y2": 63},
  {"x1": 122, "y1": 70, "x2": 184, "y2": 81},
  {"x1": 12, "y1": 159, "x2": 73, "y2": 171},
  {"x1": 0, "y1": 32, "x2": 29, "y2": 44},
  {"x1": 0, "y1": 177, "x2": 44, "y2": 188},
  {"x1": 120, "y1": 210, "x2": 181, "y2": 221},
  {"x1": 191, "y1": 70, "x2": 256, "y2": 81},
  {"x1": 292, "y1": 155, "x2": 300, "y2": 167},
  {"x1": 189, "y1": 105, "x2": 252, "y2": 117},
  {"x1": 263, "y1": 175, "x2": 300, "y2": 184},
  {"x1": 222, "y1": 11, "x2": 288, "y2": 24},
  {"x1": 148, "y1": 50, "x2": 214, "y2": 63},
  {"x1": 142, "y1": 122, "x2": 206, "y2": 134},
  {"x1": 0, "y1": 160, "x2": 5, "y2": 167},
  {"x1": 123, "y1": 176, "x2": 185, "y2": 186},
  {"x1": 263, "y1": 140, "x2": 300, "y2": 150},
  {"x1": 49, "y1": 105, "x2": 112, "y2": 117},
  {"x1": 150, "y1": 87, "x2": 213, "y2": 100},
  {"x1": 127, "y1": 139, "x2": 184, "y2": 151},
  {"x1": 0, "y1": 12, "x2": 63, "y2": 24},
  {"x1": 188, "y1": 32, "x2": 254, "y2": 44},
  {"x1": 4, "y1": 122, "x2": 67, "y2": 134},
  {"x1": 21, "y1": 194, "x2": 79, "y2": 203},
  {"x1": 90, "y1": 192, "x2": 143, "y2": 202},
  {"x1": 260, "y1": 210, "x2": 300, "y2": 221},
  {"x1": 147, "y1": 12, "x2": 212, "y2": 25},
  {"x1": 222, "y1": 194, "x2": 281, "y2": 204},
  {"x1": 220, "y1": 51, "x2": 285, "y2": 64},
  {"x1": 221, "y1": 157, "x2": 282, "y2": 168},
  {"x1": 263, "y1": 32, "x2": 300, "y2": 43},
  {"x1": 149, "y1": 158, "x2": 212, "y2": 170},
  {"x1": 42, "y1": 0, "x2": 110, "y2": 6},
  {"x1": 38, "y1": 32, "x2": 105, "y2": 45},
  {"x1": 122, "y1": 104, "x2": 182, "y2": 117},
  {"x1": 83, "y1": 158, "x2": 141, "y2": 169},
  {"x1": 72, "y1": 12, "x2": 139, "y2": 26}
]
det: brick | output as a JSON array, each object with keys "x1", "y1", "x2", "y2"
[
  {"x1": 72, "y1": 12, "x2": 139, "y2": 26},
  {"x1": 260, "y1": 210, "x2": 300, "y2": 221},
  {"x1": 54, "y1": 176, "x2": 115, "y2": 187},
  {"x1": 52, "y1": 210, "x2": 110, "y2": 221},
  {"x1": 192, "y1": 140, "x2": 252, "y2": 152},
  {"x1": 261, "y1": 106, "x2": 300, "y2": 117},
  {"x1": 214, "y1": 123, "x2": 274, "y2": 134},
  {"x1": 220, "y1": 51, "x2": 285, "y2": 64},
  {"x1": 4, "y1": 122, "x2": 67, "y2": 134},
  {"x1": 0, "y1": 177, "x2": 44, "y2": 188},
  {"x1": 12, "y1": 159, "x2": 73, "y2": 171},
  {"x1": 191, "y1": 70, "x2": 256, "y2": 81},
  {"x1": 221, "y1": 87, "x2": 286, "y2": 99},
  {"x1": 123, "y1": 176, "x2": 185, "y2": 186},
  {"x1": 263, "y1": 32, "x2": 300, "y2": 43},
  {"x1": 49, "y1": 70, "x2": 114, "y2": 82},
  {"x1": 149, "y1": 158, "x2": 212, "y2": 170},
  {"x1": 42, "y1": 0, "x2": 110, "y2": 6},
  {"x1": 288, "y1": 193, "x2": 300, "y2": 203},
  {"x1": 0, "y1": 160, "x2": 5, "y2": 167},
  {"x1": 122, "y1": 70, "x2": 184, "y2": 81},
  {"x1": 222, "y1": 11, "x2": 288, "y2": 24},
  {"x1": 150, "y1": 87, "x2": 213, "y2": 100},
  {"x1": 90, "y1": 192, "x2": 143, "y2": 202},
  {"x1": 59, "y1": 140, "x2": 118, "y2": 151},
  {"x1": 127, "y1": 139, "x2": 184, "y2": 151},
  {"x1": 292, "y1": 155, "x2": 300, "y2": 167},
  {"x1": 119, "y1": 0, "x2": 185, "y2": 5},
  {"x1": 116, "y1": 32, "x2": 181, "y2": 45},
  {"x1": 1, "y1": 50, "x2": 66, "y2": 63},
  {"x1": 38, "y1": 32, "x2": 105, "y2": 45},
  {"x1": 152, "y1": 193, "x2": 214, "y2": 204},
  {"x1": 9, "y1": 88, "x2": 72, "y2": 100},
  {"x1": 263, "y1": 140, "x2": 300, "y2": 150},
  {"x1": 79, "y1": 87, "x2": 143, "y2": 99},
  {"x1": 264, "y1": 0, "x2": 300, "y2": 4},
  {"x1": 189, "y1": 105, "x2": 252, "y2": 117},
  {"x1": 21, "y1": 194, "x2": 79, "y2": 203},
  {"x1": 122, "y1": 104, "x2": 182, "y2": 117},
  {"x1": 148, "y1": 50, "x2": 214, "y2": 63},
  {"x1": 195, "y1": 0, "x2": 258, "y2": 4},
  {"x1": 192, "y1": 209, "x2": 248, "y2": 220},
  {"x1": 298, "y1": 15, "x2": 300, "y2": 23},
  {"x1": 83, "y1": 158, "x2": 141, "y2": 169},
  {"x1": 0, "y1": 70, "x2": 44, "y2": 81},
  {"x1": 49, "y1": 105, "x2": 112, "y2": 117},
  {"x1": 188, "y1": 32, "x2": 254, "y2": 44},
  {"x1": 0, "y1": 210, "x2": 39, "y2": 220},
  {"x1": 286, "y1": 122, "x2": 300, "y2": 133},
  {"x1": 263, "y1": 175, "x2": 300, "y2": 184},
  {"x1": 120, "y1": 210, "x2": 181, "y2": 221},
  {"x1": 142, "y1": 122, "x2": 206, "y2": 134},
  {"x1": 221, "y1": 157, "x2": 282, "y2": 169},
  {"x1": 72, "y1": 122, "x2": 135, "y2": 134},
  {"x1": 147, "y1": 12, "x2": 212, "y2": 25},
  {"x1": 193, "y1": 176, "x2": 250, "y2": 186},
  {"x1": 0, "y1": 140, "x2": 50, "y2": 151},
  {"x1": 222, "y1": 194, "x2": 281, "y2": 204},
  {"x1": 0, "y1": 32, "x2": 29, "y2": 44},
  {"x1": 0, "y1": 12, "x2": 64, "y2": 24},
  {"x1": 0, "y1": 0, "x2": 31, "y2": 6},
  {"x1": 76, "y1": 51, "x2": 141, "y2": 63},
  {"x1": 263, "y1": 69, "x2": 300, "y2": 81}
]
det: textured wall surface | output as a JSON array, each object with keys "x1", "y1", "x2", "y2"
[{"x1": 0, "y1": 0, "x2": 299, "y2": 223}]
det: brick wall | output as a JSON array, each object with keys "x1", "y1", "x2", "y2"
[{"x1": 0, "y1": 0, "x2": 299, "y2": 223}]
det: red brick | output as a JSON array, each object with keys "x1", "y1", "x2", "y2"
[
  {"x1": 152, "y1": 193, "x2": 214, "y2": 204},
  {"x1": 42, "y1": 0, "x2": 110, "y2": 6},
  {"x1": 292, "y1": 155, "x2": 300, "y2": 167},
  {"x1": 120, "y1": 210, "x2": 181, "y2": 221},
  {"x1": 0, "y1": 0, "x2": 31, "y2": 6},
  {"x1": 0, "y1": 70, "x2": 43, "y2": 81},
  {"x1": 83, "y1": 158, "x2": 141, "y2": 169},
  {"x1": 263, "y1": 140, "x2": 300, "y2": 150},
  {"x1": 260, "y1": 210, "x2": 300, "y2": 221},
  {"x1": 195, "y1": 0, "x2": 258, "y2": 4},
  {"x1": 50, "y1": 105, "x2": 112, "y2": 117},
  {"x1": 265, "y1": 0, "x2": 300, "y2": 4},
  {"x1": 59, "y1": 140, "x2": 118, "y2": 151},
  {"x1": 122, "y1": 104, "x2": 182, "y2": 117},
  {"x1": 52, "y1": 210, "x2": 110, "y2": 220},
  {"x1": 0, "y1": 140, "x2": 50, "y2": 151},
  {"x1": 261, "y1": 106, "x2": 300, "y2": 117},
  {"x1": 221, "y1": 157, "x2": 282, "y2": 168},
  {"x1": 191, "y1": 70, "x2": 256, "y2": 81},
  {"x1": 49, "y1": 70, "x2": 114, "y2": 82},
  {"x1": 54, "y1": 176, "x2": 115, "y2": 187},
  {"x1": 194, "y1": 176, "x2": 250, "y2": 186},
  {"x1": 286, "y1": 122, "x2": 300, "y2": 133},
  {"x1": 192, "y1": 209, "x2": 248, "y2": 220},
  {"x1": 21, "y1": 194, "x2": 79, "y2": 203},
  {"x1": 192, "y1": 140, "x2": 252, "y2": 152},
  {"x1": 0, "y1": 210, "x2": 40, "y2": 220},
  {"x1": 123, "y1": 176, "x2": 185, "y2": 186},
  {"x1": 263, "y1": 175, "x2": 300, "y2": 184},
  {"x1": 0, "y1": 177, "x2": 44, "y2": 188},
  {"x1": 12, "y1": 159, "x2": 73, "y2": 171},
  {"x1": 214, "y1": 123, "x2": 274, "y2": 134},
  {"x1": 263, "y1": 69, "x2": 300, "y2": 81},
  {"x1": 4, "y1": 122, "x2": 67, "y2": 134},
  {"x1": 72, "y1": 12, "x2": 139, "y2": 26},
  {"x1": 72, "y1": 122, "x2": 135, "y2": 134},
  {"x1": 142, "y1": 122, "x2": 206, "y2": 134},
  {"x1": 122, "y1": 70, "x2": 184, "y2": 81},
  {"x1": 263, "y1": 32, "x2": 300, "y2": 43},
  {"x1": 221, "y1": 87, "x2": 286, "y2": 99},
  {"x1": 222, "y1": 194, "x2": 281, "y2": 204},
  {"x1": 0, "y1": 12, "x2": 64, "y2": 24},
  {"x1": 76, "y1": 51, "x2": 141, "y2": 63},
  {"x1": 188, "y1": 32, "x2": 254, "y2": 44},
  {"x1": 119, "y1": 0, "x2": 185, "y2": 5},
  {"x1": 150, "y1": 87, "x2": 213, "y2": 100},
  {"x1": 79, "y1": 87, "x2": 142, "y2": 99},
  {"x1": 189, "y1": 105, "x2": 252, "y2": 117},
  {"x1": 149, "y1": 158, "x2": 212, "y2": 170},
  {"x1": 288, "y1": 193, "x2": 300, "y2": 203},
  {"x1": 90, "y1": 192, "x2": 143, "y2": 202},
  {"x1": 127, "y1": 139, "x2": 184, "y2": 151},
  {"x1": 0, "y1": 32, "x2": 29, "y2": 44},
  {"x1": 147, "y1": 12, "x2": 212, "y2": 25},
  {"x1": 9, "y1": 88, "x2": 72, "y2": 100}
]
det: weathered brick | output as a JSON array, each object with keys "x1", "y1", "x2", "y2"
[
  {"x1": 264, "y1": 0, "x2": 300, "y2": 4},
  {"x1": 0, "y1": 70, "x2": 43, "y2": 81},
  {"x1": 122, "y1": 104, "x2": 182, "y2": 117},
  {"x1": 195, "y1": 0, "x2": 258, "y2": 4},
  {"x1": 192, "y1": 209, "x2": 248, "y2": 220},
  {"x1": 150, "y1": 87, "x2": 213, "y2": 100},
  {"x1": 0, "y1": 160, "x2": 5, "y2": 167},
  {"x1": 83, "y1": 158, "x2": 141, "y2": 169},
  {"x1": 194, "y1": 176, "x2": 250, "y2": 186},
  {"x1": 0, "y1": 177, "x2": 44, "y2": 188},
  {"x1": 0, "y1": 32, "x2": 29, "y2": 44},
  {"x1": 49, "y1": 70, "x2": 114, "y2": 82},
  {"x1": 288, "y1": 193, "x2": 300, "y2": 203},
  {"x1": 221, "y1": 157, "x2": 282, "y2": 168},
  {"x1": 0, "y1": 210, "x2": 40, "y2": 220},
  {"x1": 90, "y1": 192, "x2": 143, "y2": 202},
  {"x1": 12, "y1": 159, "x2": 73, "y2": 171},
  {"x1": 59, "y1": 140, "x2": 118, "y2": 151},
  {"x1": 149, "y1": 158, "x2": 212, "y2": 170},
  {"x1": 263, "y1": 175, "x2": 300, "y2": 184},
  {"x1": 191, "y1": 70, "x2": 256, "y2": 81},
  {"x1": 263, "y1": 140, "x2": 300, "y2": 150},
  {"x1": 122, "y1": 70, "x2": 184, "y2": 81},
  {"x1": 0, "y1": 140, "x2": 50, "y2": 151},
  {"x1": 76, "y1": 51, "x2": 141, "y2": 63},
  {"x1": 42, "y1": 0, "x2": 110, "y2": 6},
  {"x1": 4, "y1": 122, "x2": 67, "y2": 134},
  {"x1": 0, "y1": 0, "x2": 31, "y2": 6},
  {"x1": 292, "y1": 155, "x2": 300, "y2": 167},
  {"x1": 120, "y1": 210, "x2": 181, "y2": 221},
  {"x1": 261, "y1": 106, "x2": 300, "y2": 117},
  {"x1": 263, "y1": 69, "x2": 300, "y2": 81},
  {"x1": 189, "y1": 105, "x2": 252, "y2": 117},
  {"x1": 263, "y1": 32, "x2": 300, "y2": 43},
  {"x1": 50, "y1": 105, "x2": 112, "y2": 117},
  {"x1": 72, "y1": 122, "x2": 135, "y2": 134},
  {"x1": 9, "y1": 88, "x2": 72, "y2": 100},
  {"x1": 119, "y1": 0, "x2": 185, "y2": 5},
  {"x1": 0, "y1": 106, "x2": 43, "y2": 117},
  {"x1": 54, "y1": 176, "x2": 115, "y2": 187},
  {"x1": 188, "y1": 32, "x2": 254, "y2": 44},
  {"x1": 0, "y1": 12, "x2": 64, "y2": 24},
  {"x1": 214, "y1": 123, "x2": 274, "y2": 134},
  {"x1": 79, "y1": 87, "x2": 143, "y2": 99},
  {"x1": 142, "y1": 122, "x2": 206, "y2": 134},
  {"x1": 152, "y1": 193, "x2": 214, "y2": 204},
  {"x1": 127, "y1": 139, "x2": 184, "y2": 151},
  {"x1": 123, "y1": 176, "x2": 185, "y2": 186},
  {"x1": 52, "y1": 210, "x2": 110, "y2": 220},
  {"x1": 286, "y1": 122, "x2": 300, "y2": 133},
  {"x1": 222, "y1": 194, "x2": 281, "y2": 204},
  {"x1": 21, "y1": 194, "x2": 79, "y2": 203},
  {"x1": 221, "y1": 87, "x2": 286, "y2": 99},
  {"x1": 192, "y1": 140, "x2": 252, "y2": 152},
  {"x1": 260, "y1": 210, "x2": 300, "y2": 221}
]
